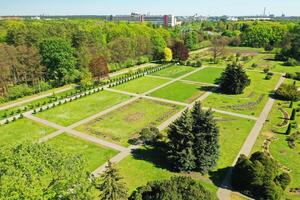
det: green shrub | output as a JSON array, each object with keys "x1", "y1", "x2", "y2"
[
  {"x1": 7, "y1": 84, "x2": 33, "y2": 100},
  {"x1": 284, "y1": 58, "x2": 298, "y2": 66},
  {"x1": 275, "y1": 84, "x2": 300, "y2": 101}
]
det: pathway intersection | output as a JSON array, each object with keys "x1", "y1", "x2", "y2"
[{"x1": 12, "y1": 65, "x2": 284, "y2": 199}]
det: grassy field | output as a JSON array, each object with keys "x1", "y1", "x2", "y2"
[
  {"x1": 0, "y1": 84, "x2": 75, "y2": 108},
  {"x1": 47, "y1": 133, "x2": 118, "y2": 172},
  {"x1": 0, "y1": 87, "x2": 79, "y2": 120},
  {"x1": 151, "y1": 65, "x2": 195, "y2": 78},
  {"x1": 149, "y1": 81, "x2": 209, "y2": 103},
  {"x1": 36, "y1": 91, "x2": 130, "y2": 126},
  {"x1": 116, "y1": 111, "x2": 255, "y2": 195},
  {"x1": 214, "y1": 113, "x2": 255, "y2": 170},
  {"x1": 76, "y1": 99, "x2": 183, "y2": 147},
  {"x1": 203, "y1": 71, "x2": 281, "y2": 117},
  {"x1": 183, "y1": 67, "x2": 224, "y2": 84},
  {"x1": 251, "y1": 98, "x2": 300, "y2": 199},
  {"x1": 117, "y1": 147, "x2": 218, "y2": 196},
  {"x1": 0, "y1": 118, "x2": 55, "y2": 145},
  {"x1": 113, "y1": 76, "x2": 169, "y2": 94},
  {"x1": 207, "y1": 113, "x2": 255, "y2": 186}
]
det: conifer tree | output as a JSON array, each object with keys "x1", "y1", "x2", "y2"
[
  {"x1": 219, "y1": 62, "x2": 251, "y2": 94},
  {"x1": 286, "y1": 123, "x2": 292, "y2": 135},
  {"x1": 291, "y1": 108, "x2": 296, "y2": 120},
  {"x1": 191, "y1": 102, "x2": 219, "y2": 173},
  {"x1": 96, "y1": 161, "x2": 128, "y2": 200},
  {"x1": 167, "y1": 109, "x2": 196, "y2": 172}
]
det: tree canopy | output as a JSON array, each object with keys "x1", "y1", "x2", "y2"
[
  {"x1": 232, "y1": 152, "x2": 291, "y2": 200},
  {"x1": 0, "y1": 143, "x2": 93, "y2": 199},
  {"x1": 219, "y1": 62, "x2": 251, "y2": 94},
  {"x1": 129, "y1": 176, "x2": 214, "y2": 200},
  {"x1": 167, "y1": 102, "x2": 219, "y2": 173}
]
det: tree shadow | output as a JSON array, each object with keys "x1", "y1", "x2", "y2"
[
  {"x1": 208, "y1": 166, "x2": 233, "y2": 188},
  {"x1": 131, "y1": 146, "x2": 172, "y2": 171}
]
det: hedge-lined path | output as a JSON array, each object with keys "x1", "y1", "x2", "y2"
[{"x1": 0, "y1": 85, "x2": 74, "y2": 111}]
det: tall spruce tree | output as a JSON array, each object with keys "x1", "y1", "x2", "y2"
[
  {"x1": 191, "y1": 102, "x2": 220, "y2": 173},
  {"x1": 96, "y1": 161, "x2": 128, "y2": 200},
  {"x1": 219, "y1": 62, "x2": 251, "y2": 94},
  {"x1": 167, "y1": 109, "x2": 196, "y2": 172}
]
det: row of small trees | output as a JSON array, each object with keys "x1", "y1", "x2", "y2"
[{"x1": 0, "y1": 64, "x2": 172, "y2": 125}]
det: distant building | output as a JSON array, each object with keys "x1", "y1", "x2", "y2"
[{"x1": 112, "y1": 13, "x2": 177, "y2": 27}]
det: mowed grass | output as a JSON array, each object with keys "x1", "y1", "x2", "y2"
[
  {"x1": 214, "y1": 113, "x2": 255, "y2": 170},
  {"x1": 203, "y1": 71, "x2": 281, "y2": 117},
  {"x1": 117, "y1": 112, "x2": 254, "y2": 195},
  {"x1": 47, "y1": 133, "x2": 118, "y2": 172},
  {"x1": 36, "y1": 91, "x2": 130, "y2": 126},
  {"x1": 76, "y1": 99, "x2": 183, "y2": 147},
  {"x1": 183, "y1": 67, "x2": 224, "y2": 84},
  {"x1": 113, "y1": 76, "x2": 169, "y2": 94},
  {"x1": 117, "y1": 148, "x2": 218, "y2": 196},
  {"x1": 149, "y1": 81, "x2": 209, "y2": 103},
  {"x1": 151, "y1": 65, "x2": 195, "y2": 78},
  {"x1": 0, "y1": 118, "x2": 55, "y2": 145}
]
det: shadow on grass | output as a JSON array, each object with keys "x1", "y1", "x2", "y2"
[
  {"x1": 131, "y1": 145, "x2": 172, "y2": 171},
  {"x1": 208, "y1": 166, "x2": 232, "y2": 188}
]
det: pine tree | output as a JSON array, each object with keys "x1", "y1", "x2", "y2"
[
  {"x1": 191, "y1": 102, "x2": 219, "y2": 173},
  {"x1": 167, "y1": 109, "x2": 196, "y2": 172},
  {"x1": 291, "y1": 108, "x2": 296, "y2": 120},
  {"x1": 219, "y1": 62, "x2": 251, "y2": 94},
  {"x1": 96, "y1": 161, "x2": 128, "y2": 200}
]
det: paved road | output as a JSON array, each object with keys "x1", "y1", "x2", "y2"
[
  {"x1": 217, "y1": 76, "x2": 285, "y2": 200},
  {"x1": 0, "y1": 86, "x2": 74, "y2": 111}
]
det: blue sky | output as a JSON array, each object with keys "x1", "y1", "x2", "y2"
[{"x1": 1, "y1": 0, "x2": 299, "y2": 16}]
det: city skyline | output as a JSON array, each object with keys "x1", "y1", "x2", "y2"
[{"x1": 1, "y1": 0, "x2": 300, "y2": 16}]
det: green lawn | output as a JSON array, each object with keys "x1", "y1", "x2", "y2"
[
  {"x1": 215, "y1": 113, "x2": 255, "y2": 170},
  {"x1": 117, "y1": 148, "x2": 218, "y2": 196},
  {"x1": 0, "y1": 118, "x2": 55, "y2": 145},
  {"x1": 76, "y1": 99, "x2": 183, "y2": 147},
  {"x1": 149, "y1": 81, "x2": 209, "y2": 103},
  {"x1": 251, "y1": 99, "x2": 300, "y2": 199},
  {"x1": 113, "y1": 76, "x2": 169, "y2": 94},
  {"x1": 47, "y1": 133, "x2": 118, "y2": 172},
  {"x1": 0, "y1": 87, "x2": 79, "y2": 120},
  {"x1": 36, "y1": 91, "x2": 130, "y2": 126},
  {"x1": 151, "y1": 65, "x2": 195, "y2": 78},
  {"x1": 203, "y1": 71, "x2": 281, "y2": 117},
  {"x1": 183, "y1": 67, "x2": 224, "y2": 84}
]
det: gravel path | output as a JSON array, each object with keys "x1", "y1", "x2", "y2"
[{"x1": 217, "y1": 75, "x2": 285, "y2": 200}]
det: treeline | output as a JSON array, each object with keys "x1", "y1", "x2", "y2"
[{"x1": 0, "y1": 20, "x2": 173, "y2": 101}]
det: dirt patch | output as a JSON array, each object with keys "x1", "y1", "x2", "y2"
[
  {"x1": 262, "y1": 131, "x2": 274, "y2": 138},
  {"x1": 124, "y1": 112, "x2": 144, "y2": 122}
]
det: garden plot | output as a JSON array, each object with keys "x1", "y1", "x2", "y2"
[
  {"x1": 113, "y1": 76, "x2": 169, "y2": 94},
  {"x1": 149, "y1": 81, "x2": 210, "y2": 103},
  {"x1": 251, "y1": 100, "x2": 300, "y2": 199},
  {"x1": 36, "y1": 91, "x2": 130, "y2": 126},
  {"x1": 203, "y1": 71, "x2": 281, "y2": 117},
  {"x1": 183, "y1": 67, "x2": 224, "y2": 84},
  {"x1": 76, "y1": 98, "x2": 183, "y2": 147},
  {"x1": 0, "y1": 118, "x2": 55, "y2": 145},
  {"x1": 47, "y1": 133, "x2": 118, "y2": 171},
  {"x1": 151, "y1": 65, "x2": 195, "y2": 78}
]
